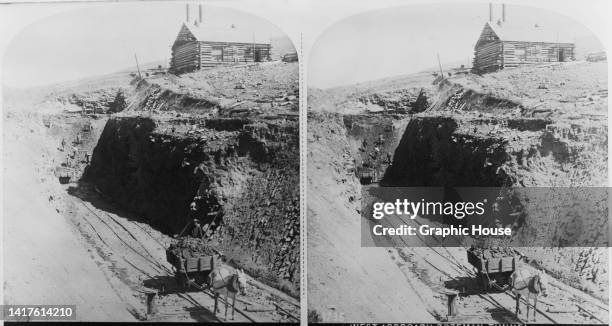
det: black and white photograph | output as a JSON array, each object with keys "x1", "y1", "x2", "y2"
[
  {"x1": 2, "y1": 2, "x2": 299, "y2": 323},
  {"x1": 2, "y1": 0, "x2": 611, "y2": 325},
  {"x1": 307, "y1": 2, "x2": 608, "y2": 324}
]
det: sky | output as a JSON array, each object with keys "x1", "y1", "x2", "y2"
[
  {"x1": 1, "y1": 2, "x2": 287, "y2": 88},
  {"x1": 308, "y1": 3, "x2": 604, "y2": 89}
]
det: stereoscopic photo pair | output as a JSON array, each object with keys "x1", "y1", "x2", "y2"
[{"x1": 2, "y1": 1, "x2": 608, "y2": 324}]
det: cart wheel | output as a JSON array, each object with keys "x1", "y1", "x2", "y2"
[
  {"x1": 196, "y1": 271, "x2": 210, "y2": 286},
  {"x1": 504, "y1": 272, "x2": 513, "y2": 288},
  {"x1": 480, "y1": 274, "x2": 488, "y2": 291},
  {"x1": 176, "y1": 273, "x2": 188, "y2": 290}
]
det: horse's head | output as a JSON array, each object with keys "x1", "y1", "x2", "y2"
[
  {"x1": 536, "y1": 270, "x2": 549, "y2": 297},
  {"x1": 236, "y1": 269, "x2": 247, "y2": 295}
]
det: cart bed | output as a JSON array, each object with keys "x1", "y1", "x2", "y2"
[
  {"x1": 166, "y1": 249, "x2": 216, "y2": 273},
  {"x1": 467, "y1": 249, "x2": 516, "y2": 274}
]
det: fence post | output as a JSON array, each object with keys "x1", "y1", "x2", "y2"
[{"x1": 146, "y1": 290, "x2": 158, "y2": 316}]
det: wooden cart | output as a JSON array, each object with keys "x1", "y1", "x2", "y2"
[
  {"x1": 56, "y1": 167, "x2": 73, "y2": 184},
  {"x1": 166, "y1": 249, "x2": 218, "y2": 290},
  {"x1": 467, "y1": 248, "x2": 516, "y2": 291},
  {"x1": 357, "y1": 166, "x2": 375, "y2": 184}
]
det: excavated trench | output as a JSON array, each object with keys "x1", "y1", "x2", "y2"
[
  {"x1": 382, "y1": 116, "x2": 511, "y2": 187},
  {"x1": 75, "y1": 114, "x2": 300, "y2": 296},
  {"x1": 47, "y1": 76, "x2": 300, "y2": 297}
]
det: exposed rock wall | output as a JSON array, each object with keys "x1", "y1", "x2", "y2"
[
  {"x1": 383, "y1": 116, "x2": 511, "y2": 187},
  {"x1": 83, "y1": 115, "x2": 300, "y2": 295}
]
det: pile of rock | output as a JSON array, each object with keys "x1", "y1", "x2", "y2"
[
  {"x1": 168, "y1": 237, "x2": 216, "y2": 258},
  {"x1": 59, "y1": 88, "x2": 124, "y2": 113},
  {"x1": 470, "y1": 247, "x2": 518, "y2": 259}
]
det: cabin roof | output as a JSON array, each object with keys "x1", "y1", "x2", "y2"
[
  {"x1": 485, "y1": 21, "x2": 574, "y2": 44},
  {"x1": 182, "y1": 23, "x2": 270, "y2": 45}
]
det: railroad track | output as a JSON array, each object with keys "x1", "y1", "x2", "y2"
[
  {"x1": 370, "y1": 200, "x2": 606, "y2": 324},
  {"x1": 74, "y1": 198, "x2": 247, "y2": 321},
  {"x1": 69, "y1": 187, "x2": 298, "y2": 322},
  {"x1": 75, "y1": 200, "x2": 205, "y2": 302},
  {"x1": 385, "y1": 205, "x2": 607, "y2": 323}
]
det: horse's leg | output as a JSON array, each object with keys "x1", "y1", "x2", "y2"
[
  {"x1": 515, "y1": 293, "x2": 520, "y2": 316},
  {"x1": 533, "y1": 295, "x2": 538, "y2": 322},
  {"x1": 517, "y1": 294, "x2": 520, "y2": 315},
  {"x1": 526, "y1": 293, "x2": 531, "y2": 321},
  {"x1": 232, "y1": 292, "x2": 236, "y2": 320},
  {"x1": 224, "y1": 291, "x2": 229, "y2": 319},
  {"x1": 214, "y1": 293, "x2": 218, "y2": 314}
]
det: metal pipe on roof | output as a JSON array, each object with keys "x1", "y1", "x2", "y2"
[
  {"x1": 199, "y1": 4, "x2": 202, "y2": 24},
  {"x1": 186, "y1": 4, "x2": 190, "y2": 22},
  {"x1": 489, "y1": 3, "x2": 493, "y2": 22},
  {"x1": 502, "y1": 4, "x2": 506, "y2": 22}
]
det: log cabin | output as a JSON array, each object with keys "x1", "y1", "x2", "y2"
[
  {"x1": 169, "y1": 21, "x2": 272, "y2": 74},
  {"x1": 472, "y1": 21, "x2": 575, "y2": 74}
]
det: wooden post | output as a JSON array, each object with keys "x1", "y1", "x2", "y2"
[
  {"x1": 198, "y1": 4, "x2": 202, "y2": 24},
  {"x1": 252, "y1": 33, "x2": 256, "y2": 63},
  {"x1": 446, "y1": 292, "x2": 458, "y2": 317},
  {"x1": 146, "y1": 291, "x2": 158, "y2": 316},
  {"x1": 437, "y1": 53, "x2": 444, "y2": 77},
  {"x1": 134, "y1": 54, "x2": 143, "y2": 80}
]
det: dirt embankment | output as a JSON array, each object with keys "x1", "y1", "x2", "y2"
[
  {"x1": 82, "y1": 105, "x2": 299, "y2": 297},
  {"x1": 57, "y1": 87, "x2": 129, "y2": 113},
  {"x1": 131, "y1": 62, "x2": 299, "y2": 116},
  {"x1": 342, "y1": 114, "x2": 409, "y2": 182},
  {"x1": 307, "y1": 112, "x2": 436, "y2": 322},
  {"x1": 308, "y1": 70, "x2": 435, "y2": 114},
  {"x1": 3, "y1": 109, "x2": 138, "y2": 321}
]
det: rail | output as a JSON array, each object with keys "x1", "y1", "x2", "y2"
[
  {"x1": 376, "y1": 206, "x2": 562, "y2": 323},
  {"x1": 76, "y1": 188, "x2": 297, "y2": 322}
]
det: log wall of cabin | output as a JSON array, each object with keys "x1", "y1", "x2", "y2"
[
  {"x1": 501, "y1": 41, "x2": 574, "y2": 68},
  {"x1": 473, "y1": 40, "x2": 503, "y2": 73},
  {"x1": 170, "y1": 41, "x2": 199, "y2": 74},
  {"x1": 171, "y1": 39, "x2": 273, "y2": 74},
  {"x1": 474, "y1": 41, "x2": 575, "y2": 73},
  {"x1": 199, "y1": 41, "x2": 271, "y2": 69}
]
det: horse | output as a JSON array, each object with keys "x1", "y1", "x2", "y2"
[
  {"x1": 509, "y1": 268, "x2": 548, "y2": 322},
  {"x1": 207, "y1": 267, "x2": 247, "y2": 320}
]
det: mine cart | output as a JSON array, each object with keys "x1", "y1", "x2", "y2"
[
  {"x1": 467, "y1": 247, "x2": 516, "y2": 291},
  {"x1": 166, "y1": 244, "x2": 218, "y2": 290},
  {"x1": 356, "y1": 166, "x2": 375, "y2": 184},
  {"x1": 82, "y1": 122, "x2": 92, "y2": 133},
  {"x1": 56, "y1": 167, "x2": 73, "y2": 184}
]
